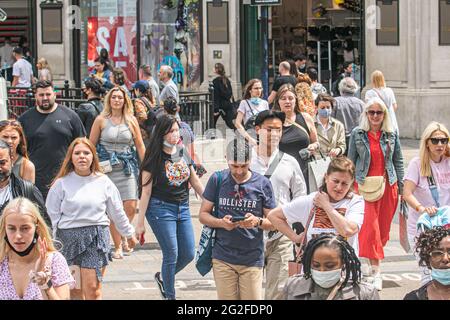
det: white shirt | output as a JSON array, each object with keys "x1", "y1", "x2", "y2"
[
  {"x1": 0, "y1": 184, "x2": 12, "y2": 207},
  {"x1": 238, "y1": 99, "x2": 269, "y2": 123},
  {"x1": 46, "y1": 172, "x2": 135, "y2": 238},
  {"x1": 12, "y1": 58, "x2": 33, "y2": 87},
  {"x1": 251, "y1": 148, "x2": 307, "y2": 241},
  {"x1": 281, "y1": 192, "x2": 364, "y2": 255},
  {"x1": 0, "y1": 43, "x2": 14, "y2": 67}
]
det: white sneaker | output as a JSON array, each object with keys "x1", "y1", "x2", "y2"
[{"x1": 372, "y1": 273, "x2": 383, "y2": 291}]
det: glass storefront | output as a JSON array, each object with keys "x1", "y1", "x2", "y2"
[
  {"x1": 139, "y1": 0, "x2": 202, "y2": 91},
  {"x1": 79, "y1": 0, "x2": 137, "y2": 83}
]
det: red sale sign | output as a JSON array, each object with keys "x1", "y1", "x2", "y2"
[{"x1": 87, "y1": 16, "x2": 137, "y2": 83}]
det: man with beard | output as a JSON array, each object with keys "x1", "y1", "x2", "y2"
[
  {"x1": 19, "y1": 80, "x2": 85, "y2": 199},
  {"x1": 0, "y1": 140, "x2": 49, "y2": 225}
]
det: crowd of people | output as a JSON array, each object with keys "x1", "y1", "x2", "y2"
[{"x1": 0, "y1": 48, "x2": 448, "y2": 301}]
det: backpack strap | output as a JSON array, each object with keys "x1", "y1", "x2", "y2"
[{"x1": 212, "y1": 171, "x2": 223, "y2": 218}]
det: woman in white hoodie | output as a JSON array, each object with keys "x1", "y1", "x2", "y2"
[{"x1": 46, "y1": 137, "x2": 138, "y2": 300}]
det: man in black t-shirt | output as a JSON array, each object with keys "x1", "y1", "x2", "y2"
[
  {"x1": 19, "y1": 80, "x2": 86, "y2": 199},
  {"x1": 268, "y1": 61, "x2": 297, "y2": 104}
]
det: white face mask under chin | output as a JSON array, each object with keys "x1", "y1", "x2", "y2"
[
  {"x1": 311, "y1": 268, "x2": 342, "y2": 289},
  {"x1": 163, "y1": 140, "x2": 177, "y2": 148}
]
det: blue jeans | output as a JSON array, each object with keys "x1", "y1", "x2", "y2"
[{"x1": 145, "y1": 197, "x2": 195, "y2": 299}]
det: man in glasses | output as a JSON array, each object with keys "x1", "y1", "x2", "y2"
[
  {"x1": 199, "y1": 138, "x2": 276, "y2": 300},
  {"x1": 0, "y1": 140, "x2": 49, "y2": 226},
  {"x1": 18, "y1": 80, "x2": 85, "y2": 200},
  {"x1": 249, "y1": 110, "x2": 307, "y2": 300}
]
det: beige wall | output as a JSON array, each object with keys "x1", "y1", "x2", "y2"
[{"x1": 365, "y1": 0, "x2": 450, "y2": 138}]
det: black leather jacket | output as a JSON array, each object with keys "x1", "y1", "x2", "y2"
[
  {"x1": 0, "y1": 173, "x2": 50, "y2": 228},
  {"x1": 76, "y1": 98, "x2": 104, "y2": 137}
]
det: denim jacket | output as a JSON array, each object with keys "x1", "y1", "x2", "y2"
[
  {"x1": 96, "y1": 143, "x2": 139, "y2": 180},
  {"x1": 347, "y1": 127, "x2": 405, "y2": 194}
]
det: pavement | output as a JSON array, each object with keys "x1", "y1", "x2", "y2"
[{"x1": 102, "y1": 126, "x2": 423, "y2": 300}]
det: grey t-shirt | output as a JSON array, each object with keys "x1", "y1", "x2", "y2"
[
  {"x1": 12, "y1": 58, "x2": 33, "y2": 87},
  {"x1": 159, "y1": 79, "x2": 179, "y2": 104},
  {"x1": 202, "y1": 170, "x2": 276, "y2": 267},
  {"x1": 147, "y1": 78, "x2": 160, "y2": 106}
]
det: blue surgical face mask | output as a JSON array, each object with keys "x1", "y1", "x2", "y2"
[
  {"x1": 431, "y1": 267, "x2": 450, "y2": 285},
  {"x1": 318, "y1": 108, "x2": 332, "y2": 119},
  {"x1": 250, "y1": 97, "x2": 261, "y2": 105}
]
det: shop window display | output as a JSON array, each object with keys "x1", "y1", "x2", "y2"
[{"x1": 140, "y1": 0, "x2": 201, "y2": 91}]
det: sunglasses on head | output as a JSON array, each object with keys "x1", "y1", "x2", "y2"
[
  {"x1": 367, "y1": 110, "x2": 384, "y2": 116},
  {"x1": 429, "y1": 137, "x2": 449, "y2": 145},
  {"x1": 0, "y1": 120, "x2": 21, "y2": 127}
]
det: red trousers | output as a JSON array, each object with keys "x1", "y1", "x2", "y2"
[{"x1": 358, "y1": 180, "x2": 399, "y2": 260}]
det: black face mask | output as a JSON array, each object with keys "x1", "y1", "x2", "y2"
[{"x1": 4, "y1": 231, "x2": 38, "y2": 257}]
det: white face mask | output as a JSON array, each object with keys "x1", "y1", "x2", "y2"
[{"x1": 311, "y1": 268, "x2": 342, "y2": 288}]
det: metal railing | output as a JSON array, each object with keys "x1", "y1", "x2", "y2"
[{"x1": 6, "y1": 81, "x2": 215, "y2": 131}]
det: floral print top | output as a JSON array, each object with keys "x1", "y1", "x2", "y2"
[{"x1": 0, "y1": 251, "x2": 75, "y2": 300}]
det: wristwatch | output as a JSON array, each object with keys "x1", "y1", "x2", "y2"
[
  {"x1": 39, "y1": 279, "x2": 53, "y2": 291},
  {"x1": 258, "y1": 217, "x2": 264, "y2": 227}
]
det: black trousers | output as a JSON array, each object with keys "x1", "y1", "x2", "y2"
[{"x1": 213, "y1": 108, "x2": 236, "y2": 130}]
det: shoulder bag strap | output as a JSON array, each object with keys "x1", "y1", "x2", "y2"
[
  {"x1": 326, "y1": 278, "x2": 345, "y2": 300},
  {"x1": 373, "y1": 88, "x2": 387, "y2": 106},
  {"x1": 427, "y1": 169, "x2": 440, "y2": 208},
  {"x1": 87, "y1": 100, "x2": 101, "y2": 116},
  {"x1": 295, "y1": 207, "x2": 316, "y2": 263},
  {"x1": 245, "y1": 100, "x2": 256, "y2": 116},
  {"x1": 265, "y1": 151, "x2": 284, "y2": 179},
  {"x1": 287, "y1": 117, "x2": 309, "y2": 137}
]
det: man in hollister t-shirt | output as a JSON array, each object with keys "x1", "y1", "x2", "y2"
[{"x1": 199, "y1": 138, "x2": 276, "y2": 300}]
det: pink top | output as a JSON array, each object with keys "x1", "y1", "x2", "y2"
[
  {"x1": 404, "y1": 157, "x2": 450, "y2": 237},
  {"x1": 0, "y1": 251, "x2": 75, "y2": 300}
]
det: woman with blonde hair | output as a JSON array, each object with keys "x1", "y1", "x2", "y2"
[
  {"x1": 364, "y1": 70, "x2": 399, "y2": 133},
  {"x1": 35, "y1": 57, "x2": 52, "y2": 82},
  {"x1": 90, "y1": 86, "x2": 145, "y2": 259},
  {"x1": 0, "y1": 119, "x2": 35, "y2": 182},
  {"x1": 46, "y1": 138, "x2": 137, "y2": 299},
  {"x1": 403, "y1": 122, "x2": 450, "y2": 284},
  {"x1": 0, "y1": 197, "x2": 74, "y2": 300},
  {"x1": 348, "y1": 97, "x2": 404, "y2": 291}
]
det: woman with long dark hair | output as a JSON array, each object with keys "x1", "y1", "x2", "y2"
[
  {"x1": 212, "y1": 63, "x2": 235, "y2": 130},
  {"x1": 135, "y1": 114, "x2": 204, "y2": 300}
]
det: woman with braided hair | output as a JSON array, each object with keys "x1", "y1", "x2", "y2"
[
  {"x1": 283, "y1": 234, "x2": 379, "y2": 300},
  {"x1": 404, "y1": 226, "x2": 450, "y2": 300}
]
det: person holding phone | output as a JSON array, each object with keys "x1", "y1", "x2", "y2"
[{"x1": 199, "y1": 138, "x2": 276, "y2": 300}]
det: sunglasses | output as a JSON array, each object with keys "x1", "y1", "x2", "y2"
[
  {"x1": 429, "y1": 137, "x2": 449, "y2": 145},
  {"x1": 367, "y1": 111, "x2": 384, "y2": 116},
  {"x1": 0, "y1": 120, "x2": 21, "y2": 127}
]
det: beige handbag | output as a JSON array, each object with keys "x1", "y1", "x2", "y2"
[
  {"x1": 358, "y1": 176, "x2": 385, "y2": 202},
  {"x1": 358, "y1": 135, "x2": 391, "y2": 202}
]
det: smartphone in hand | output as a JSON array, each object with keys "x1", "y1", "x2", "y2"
[
  {"x1": 139, "y1": 233, "x2": 145, "y2": 246},
  {"x1": 231, "y1": 216, "x2": 247, "y2": 223}
]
